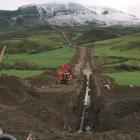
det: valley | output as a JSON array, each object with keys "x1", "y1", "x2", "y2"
[{"x1": 0, "y1": 2, "x2": 140, "y2": 140}]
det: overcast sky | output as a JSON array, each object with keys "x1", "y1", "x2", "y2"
[{"x1": 0, "y1": 0, "x2": 140, "y2": 18}]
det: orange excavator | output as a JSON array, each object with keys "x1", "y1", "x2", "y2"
[{"x1": 56, "y1": 64, "x2": 77, "y2": 84}]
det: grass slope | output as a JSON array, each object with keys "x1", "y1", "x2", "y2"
[
  {"x1": 0, "y1": 25, "x2": 68, "y2": 53},
  {"x1": 105, "y1": 71, "x2": 140, "y2": 86},
  {"x1": 94, "y1": 35, "x2": 140, "y2": 58},
  {"x1": 94, "y1": 33, "x2": 140, "y2": 86},
  {"x1": 74, "y1": 27, "x2": 140, "y2": 45},
  {"x1": 0, "y1": 70, "x2": 45, "y2": 79},
  {"x1": 2, "y1": 47, "x2": 76, "y2": 68}
]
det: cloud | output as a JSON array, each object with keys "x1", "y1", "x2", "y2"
[{"x1": 127, "y1": 5, "x2": 140, "y2": 18}]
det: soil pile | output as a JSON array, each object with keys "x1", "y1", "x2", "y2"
[
  {"x1": 0, "y1": 70, "x2": 87, "y2": 140},
  {"x1": 26, "y1": 71, "x2": 55, "y2": 88}
]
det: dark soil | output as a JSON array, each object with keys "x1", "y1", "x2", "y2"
[{"x1": 0, "y1": 47, "x2": 140, "y2": 140}]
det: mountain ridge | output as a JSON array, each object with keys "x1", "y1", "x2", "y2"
[{"x1": 0, "y1": 2, "x2": 140, "y2": 27}]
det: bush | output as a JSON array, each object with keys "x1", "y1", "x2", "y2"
[
  {"x1": 0, "y1": 61, "x2": 13, "y2": 70},
  {"x1": 28, "y1": 61, "x2": 38, "y2": 70},
  {"x1": 4, "y1": 63, "x2": 13, "y2": 70},
  {"x1": 114, "y1": 64, "x2": 140, "y2": 71},
  {"x1": 13, "y1": 60, "x2": 39, "y2": 70},
  {"x1": 27, "y1": 50, "x2": 39, "y2": 55}
]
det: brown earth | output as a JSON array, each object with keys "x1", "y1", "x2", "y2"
[{"x1": 0, "y1": 47, "x2": 140, "y2": 140}]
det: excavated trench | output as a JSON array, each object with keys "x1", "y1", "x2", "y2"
[
  {"x1": 78, "y1": 47, "x2": 105, "y2": 133},
  {"x1": 82, "y1": 47, "x2": 104, "y2": 133}
]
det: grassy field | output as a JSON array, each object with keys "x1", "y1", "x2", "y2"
[
  {"x1": 94, "y1": 35, "x2": 140, "y2": 58},
  {"x1": 72, "y1": 33, "x2": 82, "y2": 40},
  {"x1": 105, "y1": 71, "x2": 140, "y2": 86},
  {"x1": 2, "y1": 47, "x2": 75, "y2": 68},
  {"x1": 94, "y1": 34, "x2": 140, "y2": 70},
  {"x1": 94, "y1": 33, "x2": 140, "y2": 86},
  {"x1": 70, "y1": 26, "x2": 140, "y2": 45},
  {"x1": 0, "y1": 70, "x2": 45, "y2": 79},
  {"x1": 0, "y1": 25, "x2": 68, "y2": 53},
  {"x1": 104, "y1": 59, "x2": 140, "y2": 68},
  {"x1": 26, "y1": 32, "x2": 67, "y2": 47}
]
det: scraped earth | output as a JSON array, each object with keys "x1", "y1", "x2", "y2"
[{"x1": 0, "y1": 47, "x2": 140, "y2": 140}]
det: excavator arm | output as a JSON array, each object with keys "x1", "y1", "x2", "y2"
[{"x1": 0, "y1": 46, "x2": 7, "y2": 64}]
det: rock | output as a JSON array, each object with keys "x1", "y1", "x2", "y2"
[
  {"x1": 86, "y1": 126, "x2": 91, "y2": 132},
  {"x1": 104, "y1": 85, "x2": 111, "y2": 90}
]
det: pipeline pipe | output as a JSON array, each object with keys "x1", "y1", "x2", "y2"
[
  {"x1": 78, "y1": 105, "x2": 87, "y2": 133},
  {"x1": 78, "y1": 76, "x2": 90, "y2": 133}
]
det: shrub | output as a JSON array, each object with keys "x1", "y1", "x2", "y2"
[
  {"x1": 13, "y1": 60, "x2": 39, "y2": 70},
  {"x1": 114, "y1": 64, "x2": 140, "y2": 71}
]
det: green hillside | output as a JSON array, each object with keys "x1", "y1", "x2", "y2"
[
  {"x1": 65, "y1": 26, "x2": 140, "y2": 45},
  {"x1": 94, "y1": 33, "x2": 140, "y2": 86}
]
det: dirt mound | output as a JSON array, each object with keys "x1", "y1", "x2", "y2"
[
  {"x1": 26, "y1": 71, "x2": 55, "y2": 88},
  {"x1": 0, "y1": 75, "x2": 29, "y2": 89},
  {"x1": 86, "y1": 71, "x2": 140, "y2": 136},
  {"x1": 99, "y1": 85, "x2": 140, "y2": 133},
  {"x1": 0, "y1": 70, "x2": 86, "y2": 139}
]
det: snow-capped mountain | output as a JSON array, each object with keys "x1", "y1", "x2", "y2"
[
  {"x1": 1, "y1": 2, "x2": 140, "y2": 27},
  {"x1": 34, "y1": 2, "x2": 140, "y2": 26},
  {"x1": 84, "y1": 5, "x2": 139, "y2": 26},
  {"x1": 36, "y1": 2, "x2": 107, "y2": 26}
]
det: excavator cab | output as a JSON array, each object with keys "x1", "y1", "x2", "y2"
[{"x1": 56, "y1": 64, "x2": 77, "y2": 84}]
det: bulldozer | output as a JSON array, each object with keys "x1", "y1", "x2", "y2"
[
  {"x1": 0, "y1": 46, "x2": 8, "y2": 64},
  {"x1": 56, "y1": 64, "x2": 77, "y2": 84}
]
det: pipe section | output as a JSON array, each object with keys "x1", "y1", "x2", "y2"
[{"x1": 78, "y1": 75, "x2": 90, "y2": 133}]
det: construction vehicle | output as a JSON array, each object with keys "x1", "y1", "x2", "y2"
[
  {"x1": 0, "y1": 46, "x2": 8, "y2": 64},
  {"x1": 56, "y1": 64, "x2": 77, "y2": 84}
]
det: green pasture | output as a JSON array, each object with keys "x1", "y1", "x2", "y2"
[
  {"x1": 95, "y1": 34, "x2": 140, "y2": 87},
  {"x1": 72, "y1": 33, "x2": 82, "y2": 40},
  {"x1": 104, "y1": 59, "x2": 140, "y2": 68},
  {"x1": 26, "y1": 33, "x2": 67, "y2": 47},
  {"x1": 4, "y1": 32, "x2": 67, "y2": 48},
  {"x1": 0, "y1": 70, "x2": 45, "y2": 79},
  {"x1": 83, "y1": 43, "x2": 93, "y2": 47},
  {"x1": 94, "y1": 35, "x2": 140, "y2": 59},
  {"x1": 105, "y1": 71, "x2": 140, "y2": 86},
  {"x1": 2, "y1": 47, "x2": 76, "y2": 68}
]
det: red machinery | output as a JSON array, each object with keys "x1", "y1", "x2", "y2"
[{"x1": 56, "y1": 64, "x2": 77, "y2": 84}]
